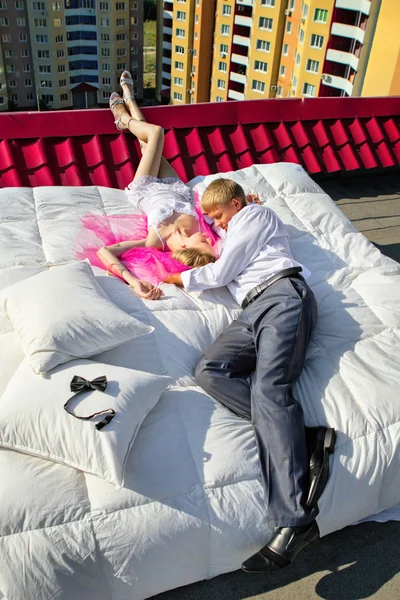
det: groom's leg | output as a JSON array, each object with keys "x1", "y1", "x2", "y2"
[{"x1": 194, "y1": 317, "x2": 256, "y2": 421}]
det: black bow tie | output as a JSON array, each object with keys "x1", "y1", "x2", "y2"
[
  {"x1": 65, "y1": 375, "x2": 115, "y2": 431},
  {"x1": 70, "y1": 375, "x2": 108, "y2": 394}
]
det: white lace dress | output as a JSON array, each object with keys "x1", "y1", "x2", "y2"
[{"x1": 125, "y1": 176, "x2": 198, "y2": 229}]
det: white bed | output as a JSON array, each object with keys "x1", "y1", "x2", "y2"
[{"x1": 0, "y1": 163, "x2": 399, "y2": 600}]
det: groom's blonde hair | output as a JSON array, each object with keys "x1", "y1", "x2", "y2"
[{"x1": 201, "y1": 178, "x2": 246, "y2": 213}]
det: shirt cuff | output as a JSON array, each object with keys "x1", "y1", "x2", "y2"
[{"x1": 180, "y1": 269, "x2": 192, "y2": 290}]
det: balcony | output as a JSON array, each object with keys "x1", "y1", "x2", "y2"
[
  {"x1": 321, "y1": 73, "x2": 353, "y2": 96},
  {"x1": 331, "y1": 22, "x2": 365, "y2": 43},
  {"x1": 335, "y1": 0, "x2": 371, "y2": 16},
  {"x1": 164, "y1": 41, "x2": 172, "y2": 50},
  {"x1": 234, "y1": 15, "x2": 253, "y2": 28},
  {"x1": 230, "y1": 71, "x2": 247, "y2": 85},
  {"x1": 233, "y1": 34, "x2": 250, "y2": 47},
  {"x1": 162, "y1": 70, "x2": 171, "y2": 80},
  {"x1": 228, "y1": 89, "x2": 245, "y2": 100},
  {"x1": 163, "y1": 26, "x2": 172, "y2": 35},
  {"x1": 231, "y1": 53, "x2": 249, "y2": 66},
  {"x1": 326, "y1": 48, "x2": 359, "y2": 71}
]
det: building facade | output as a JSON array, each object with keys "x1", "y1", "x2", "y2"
[
  {"x1": 156, "y1": 0, "x2": 400, "y2": 104},
  {"x1": 0, "y1": 0, "x2": 143, "y2": 111}
]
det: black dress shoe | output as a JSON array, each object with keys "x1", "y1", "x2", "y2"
[
  {"x1": 306, "y1": 426, "x2": 336, "y2": 508},
  {"x1": 241, "y1": 521, "x2": 319, "y2": 573}
]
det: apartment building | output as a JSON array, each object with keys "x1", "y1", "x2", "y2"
[
  {"x1": 0, "y1": 0, "x2": 143, "y2": 112},
  {"x1": 157, "y1": 0, "x2": 399, "y2": 104}
]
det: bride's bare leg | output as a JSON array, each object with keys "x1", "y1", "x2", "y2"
[
  {"x1": 120, "y1": 73, "x2": 180, "y2": 180},
  {"x1": 110, "y1": 94, "x2": 164, "y2": 180}
]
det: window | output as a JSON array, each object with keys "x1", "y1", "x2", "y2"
[
  {"x1": 32, "y1": 1, "x2": 45, "y2": 8},
  {"x1": 314, "y1": 8, "x2": 328, "y2": 23},
  {"x1": 19, "y1": 33, "x2": 27, "y2": 42},
  {"x1": 116, "y1": 1, "x2": 125, "y2": 8},
  {"x1": 300, "y1": 29, "x2": 304, "y2": 43},
  {"x1": 0, "y1": 97, "x2": 4, "y2": 105},
  {"x1": 131, "y1": 16, "x2": 137, "y2": 24},
  {"x1": 254, "y1": 60, "x2": 268, "y2": 72},
  {"x1": 7, "y1": 65, "x2": 15, "y2": 73},
  {"x1": 292, "y1": 75, "x2": 297, "y2": 90},
  {"x1": 173, "y1": 92, "x2": 183, "y2": 101},
  {"x1": 17, "y1": 17, "x2": 25, "y2": 25},
  {"x1": 175, "y1": 61, "x2": 184, "y2": 70},
  {"x1": 310, "y1": 34, "x2": 324, "y2": 48},
  {"x1": 41, "y1": 80, "x2": 52, "y2": 88},
  {"x1": 37, "y1": 49, "x2": 49, "y2": 58},
  {"x1": 283, "y1": 44, "x2": 289, "y2": 56},
  {"x1": 0, "y1": 1, "x2": 7, "y2": 8},
  {"x1": 195, "y1": 14, "x2": 199, "y2": 24},
  {"x1": 175, "y1": 45, "x2": 184, "y2": 54},
  {"x1": 116, "y1": 18, "x2": 126, "y2": 26},
  {"x1": 303, "y1": 3, "x2": 309, "y2": 17},
  {"x1": 220, "y1": 43, "x2": 228, "y2": 55},
  {"x1": 217, "y1": 79, "x2": 226, "y2": 89},
  {"x1": 277, "y1": 85, "x2": 283, "y2": 96},
  {"x1": 2, "y1": 33, "x2": 10, "y2": 42},
  {"x1": 176, "y1": 28, "x2": 185, "y2": 37},
  {"x1": 259, "y1": 17, "x2": 273, "y2": 30},
  {"x1": 306, "y1": 59, "x2": 319, "y2": 73},
  {"x1": 34, "y1": 18, "x2": 46, "y2": 27},
  {"x1": 57, "y1": 49, "x2": 65, "y2": 58},
  {"x1": 280, "y1": 65, "x2": 286, "y2": 77},
  {"x1": 101, "y1": 33, "x2": 109, "y2": 41},
  {"x1": 296, "y1": 52, "x2": 301, "y2": 65},
  {"x1": 131, "y1": 46, "x2": 138, "y2": 54},
  {"x1": 102, "y1": 63, "x2": 111, "y2": 70},
  {"x1": 176, "y1": 10, "x2": 186, "y2": 20},
  {"x1": 53, "y1": 2, "x2": 62, "y2": 9},
  {"x1": 101, "y1": 48, "x2": 111, "y2": 56},
  {"x1": 116, "y1": 33, "x2": 126, "y2": 41},
  {"x1": 221, "y1": 24, "x2": 230, "y2": 35},
  {"x1": 54, "y1": 18, "x2": 62, "y2": 27},
  {"x1": 22, "y1": 62, "x2": 30, "y2": 69},
  {"x1": 222, "y1": 4, "x2": 231, "y2": 15},
  {"x1": 132, "y1": 1, "x2": 138, "y2": 8},
  {"x1": 289, "y1": 0, "x2": 295, "y2": 8},
  {"x1": 9, "y1": 80, "x2": 17, "y2": 87},
  {"x1": 60, "y1": 93, "x2": 68, "y2": 101},
  {"x1": 0, "y1": 16, "x2": 9, "y2": 25},
  {"x1": 117, "y1": 48, "x2": 127, "y2": 56},
  {"x1": 58, "y1": 64, "x2": 66, "y2": 73},
  {"x1": 219, "y1": 61, "x2": 227, "y2": 72},
  {"x1": 131, "y1": 31, "x2": 138, "y2": 39},
  {"x1": 174, "y1": 77, "x2": 183, "y2": 86},
  {"x1": 252, "y1": 80, "x2": 265, "y2": 93},
  {"x1": 55, "y1": 34, "x2": 63, "y2": 42},
  {"x1": 261, "y1": 0, "x2": 275, "y2": 5},
  {"x1": 194, "y1": 31, "x2": 198, "y2": 39},
  {"x1": 15, "y1": 0, "x2": 24, "y2": 6},
  {"x1": 102, "y1": 90, "x2": 111, "y2": 99},
  {"x1": 58, "y1": 79, "x2": 66, "y2": 87},
  {"x1": 256, "y1": 39, "x2": 270, "y2": 52},
  {"x1": 117, "y1": 62, "x2": 127, "y2": 70},
  {"x1": 5, "y1": 49, "x2": 13, "y2": 58},
  {"x1": 303, "y1": 82, "x2": 315, "y2": 96},
  {"x1": 286, "y1": 21, "x2": 292, "y2": 33},
  {"x1": 39, "y1": 65, "x2": 51, "y2": 73},
  {"x1": 27, "y1": 92, "x2": 34, "y2": 100},
  {"x1": 11, "y1": 94, "x2": 18, "y2": 103},
  {"x1": 216, "y1": 96, "x2": 224, "y2": 102},
  {"x1": 99, "y1": 1, "x2": 108, "y2": 9}
]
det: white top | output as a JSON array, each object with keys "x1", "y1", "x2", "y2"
[{"x1": 181, "y1": 204, "x2": 305, "y2": 306}]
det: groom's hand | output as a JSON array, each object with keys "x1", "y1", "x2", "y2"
[{"x1": 164, "y1": 273, "x2": 183, "y2": 286}]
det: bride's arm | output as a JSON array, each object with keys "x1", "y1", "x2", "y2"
[{"x1": 96, "y1": 245, "x2": 162, "y2": 300}]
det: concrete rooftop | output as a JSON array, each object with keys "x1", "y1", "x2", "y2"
[{"x1": 152, "y1": 169, "x2": 400, "y2": 600}]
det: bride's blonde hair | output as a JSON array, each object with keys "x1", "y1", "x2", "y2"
[{"x1": 172, "y1": 248, "x2": 215, "y2": 268}]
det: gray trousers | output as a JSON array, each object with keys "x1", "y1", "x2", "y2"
[{"x1": 195, "y1": 275, "x2": 318, "y2": 527}]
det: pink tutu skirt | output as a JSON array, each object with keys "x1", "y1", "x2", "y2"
[{"x1": 75, "y1": 189, "x2": 219, "y2": 286}]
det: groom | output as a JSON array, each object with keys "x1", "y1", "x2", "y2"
[{"x1": 165, "y1": 178, "x2": 335, "y2": 572}]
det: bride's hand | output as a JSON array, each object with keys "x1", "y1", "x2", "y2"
[
  {"x1": 246, "y1": 193, "x2": 261, "y2": 204},
  {"x1": 129, "y1": 279, "x2": 162, "y2": 300}
]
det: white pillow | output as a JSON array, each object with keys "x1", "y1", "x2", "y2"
[
  {"x1": 0, "y1": 358, "x2": 172, "y2": 488},
  {"x1": 0, "y1": 260, "x2": 153, "y2": 374}
]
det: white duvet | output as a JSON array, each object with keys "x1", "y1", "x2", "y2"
[{"x1": 0, "y1": 163, "x2": 399, "y2": 600}]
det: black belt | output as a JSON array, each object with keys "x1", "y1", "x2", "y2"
[{"x1": 242, "y1": 266, "x2": 303, "y2": 310}]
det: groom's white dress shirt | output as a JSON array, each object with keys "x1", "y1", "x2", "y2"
[{"x1": 181, "y1": 204, "x2": 306, "y2": 306}]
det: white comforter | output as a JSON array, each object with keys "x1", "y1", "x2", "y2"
[{"x1": 0, "y1": 163, "x2": 399, "y2": 600}]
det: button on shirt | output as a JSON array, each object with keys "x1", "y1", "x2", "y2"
[{"x1": 180, "y1": 204, "x2": 304, "y2": 306}]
